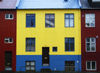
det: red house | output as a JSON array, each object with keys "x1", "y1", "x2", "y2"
[
  {"x1": 0, "y1": 0, "x2": 17, "y2": 71},
  {"x1": 80, "y1": 0, "x2": 100, "y2": 72}
]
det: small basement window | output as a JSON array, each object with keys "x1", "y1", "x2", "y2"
[
  {"x1": 53, "y1": 47, "x2": 57, "y2": 52},
  {"x1": 5, "y1": 14, "x2": 14, "y2": 19},
  {"x1": 4, "y1": 38, "x2": 13, "y2": 43}
]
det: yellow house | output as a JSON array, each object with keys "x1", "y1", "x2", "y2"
[{"x1": 16, "y1": 0, "x2": 81, "y2": 72}]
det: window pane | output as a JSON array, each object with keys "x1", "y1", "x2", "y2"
[
  {"x1": 5, "y1": 14, "x2": 9, "y2": 18},
  {"x1": 26, "y1": 14, "x2": 35, "y2": 27},
  {"x1": 70, "y1": 43, "x2": 74, "y2": 51},
  {"x1": 65, "y1": 43, "x2": 69, "y2": 51},
  {"x1": 87, "y1": 61, "x2": 91, "y2": 69},
  {"x1": 91, "y1": 43, "x2": 96, "y2": 51},
  {"x1": 31, "y1": 67, "x2": 35, "y2": 70},
  {"x1": 86, "y1": 43, "x2": 90, "y2": 51},
  {"x1": 65, "y1": 14, "x2": 69, "y2": 18},
  {"x1": 31, "y1": 62, "x2": 35, "y2": 65},
  {"x1": 92, "y1": 62, "x2": 96, "y2": 69},
  {"x1": 10, "y1": 14, "x2": 13, "y2": 18},
  {"x1": 65, "y1": 19, "x2": 69, "y2": 27},
  {"x1": 86, "y1": 38, "x2": 90, "y2": 42},
  {"x1": 45, "y1": 14, "x2": 55, "y2": 27},
  {"x1": 26, "y1": 62, "x2": 30, "y2": 66},
  {"x1": 26, "y1": 66, "x2": 30, "y2": 70},
  {"x1": 53, "y1": 47, "x2": 57, "y2": 52},
  {"x1": 26, "y1": 38, "x2": 35, "y2": 51},
  {"x1": 70, "y1": 19, "x2": 74, "y2": 27},
  {"x1": 85, "y1": 14, "x2": 95, "y2": 27},
  {"x1": 70, "y1": 14, "x2": 74, "y2": 19}
]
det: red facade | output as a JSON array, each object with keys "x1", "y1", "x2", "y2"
[
  {"x1": 81, "y1": 10, "x2": 100, "y2": 72},
  {"x1": 0, "y1": 10, "x2": 16, "y2": 71}
]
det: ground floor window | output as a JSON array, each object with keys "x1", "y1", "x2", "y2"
[
  {"x1": 65, "y1": 61, "x2": 75, "y2": 72},
  {"x1": 25, "y1": 61, "x2": 35, "y2": 71},
  {"x1": 86, "y1": 61, "x2": 96, "y2": 71}
]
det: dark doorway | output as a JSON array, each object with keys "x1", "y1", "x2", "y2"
[
  {"x1": 42, "y1": 47, "x2": 49, "y2": 66},
  {"x1": 5, "y1": 51, "x2": 12, "y2": 71}
]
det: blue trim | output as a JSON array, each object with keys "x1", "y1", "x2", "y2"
[{"x1": 16, "y1": 55, "x2": 81, "y2": 72}]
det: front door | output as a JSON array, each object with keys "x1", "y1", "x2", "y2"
[
  {"x1": 5, "y1": 51, "x2": 12, "y2": 71},
  {"x1": 42, "y1": 47, "x2": 49, "y2": 66}
]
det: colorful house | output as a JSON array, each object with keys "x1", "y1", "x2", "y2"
[
  {"x1": 80, "y1": 0, "x2": 100, "y2": 72},
  {"x1": 0, "y1": 0, "x2": 17, "y2": 71},
  {"x1": 16, "y1": 0, "x2": 81, "y2": 72}
]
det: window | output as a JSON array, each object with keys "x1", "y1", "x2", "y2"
[
  {"x1": 4, "y1": 38, "x2": 13, "y2": 43},
  {"x1": 26, "y1": 14, "x2": 35, "y2": 27},
  {"x1": 26, "y1": 38, "x2": 35, "y2": 52},
  {"x1": 65, "y1": 38, "x2": 74, "y2": 51},
  {"x1": 5, "y1": 14, "x2": 14, "y2": 19},
  {"x1": 85, "y1": 14, "x2": 95, "y2": 27},
  {"x1": 86, "y1": 61, "x2": 96, "y2": 70},
  {"x1": 65, "y1": 14, "x2": 74, "y2": 27},
  {"x1": 26, "y1": 61, "x2": 35, "y2": 71},
  {"x1": 45, "y1": 14, "x2": 55, "y2": 27},
  {"x1": 86, "y1": 38, "x2": 96, "y2": 52},
  {"x1": 52, "y1": 47, "x2": 57, "y2": 52},
  {"x1": 65, "y1": 61, "x2": 75, "y2": 72}
]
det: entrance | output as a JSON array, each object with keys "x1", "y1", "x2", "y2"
[
  {"x1": 42, "y1": 47, "x2": 49, "y2": 66},
  {"x1": 5, "y1": 51, "x2": 12, "y2": 71}
]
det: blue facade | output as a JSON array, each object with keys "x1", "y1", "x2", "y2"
[{"x1": 16, "y1": 55, "x2": 81, "y2": 72}]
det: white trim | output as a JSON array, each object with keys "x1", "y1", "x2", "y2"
[
  {"x1": 86, "y1": 37, "x2": 96, "y2": 52},
  {"x1": 4, "y1": 38, "x2": 13, "y2": 43},
  {"x1": 5, "y1": 14, "x2": 14, "y2": 20},
  {"x1": 85, "y1": 13, "x2": 95, "y2": 28},
  {"x1": 86, "y1": 61, "x2": 97, "y2": 71}
]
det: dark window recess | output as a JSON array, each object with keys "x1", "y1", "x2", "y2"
[
  {"x1": 26, "y1": 14, "x2": 35, "y2": 27},
  {"x1": 53, "y1": 47, "x2": 57, "y2": 52},
  {"x1": 5, "y1": 51, "x2": 12, "y2": 71},
  {"x1": 42, "y1": 47, "x2": 49, "y2": 66},
  {"x1": 65, "y1": 61, "x2": 75, "y2": 72},
  {"x1": 65, "y1": 38, "x2": 74, "y2": 51}
]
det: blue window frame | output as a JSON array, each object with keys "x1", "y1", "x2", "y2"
[
  {"x1": 52, "y1": 47, "x2": 57, "y2": 52},
  {"x1": 45, "y1": 14, "x2": 55, "y2": 27},
  {"x1": 26, "y1": 14, "x2": 35, "y2": 27},
  {"x1": 65, "y1": 38, "x2": 74, "y2": 51},
  {"x1": 26, "y1": 38, "x2": 35, "y2": 52},
  {"x1": 65, "y1": 14, "x2": 74, "y2": 27}
]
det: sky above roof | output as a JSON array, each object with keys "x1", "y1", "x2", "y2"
[{"x1": 17, "y1": 0, "x2": 81, "y2": 9}]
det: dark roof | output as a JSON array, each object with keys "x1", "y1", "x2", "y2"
[{"x1": 80, "y1": 0, "x2": 100, "y2": 9}]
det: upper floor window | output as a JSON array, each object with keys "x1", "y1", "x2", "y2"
[
  {"x1": 4, "y1": 38, "x2": 13, "y2": 43},
  {"x1": 45, "y1": 14, "x2": 55, "y2": 27},
  {"x1": 86, "y1": 37, "x2": 96, "y2": 52},
  {"x1": 52, "y1": 47, "x2": 57, "y2": 52},
  {"x1": 5, "y1": 14, "x2": 14, "y2": 20},
  {"x1": 86, "y1": 61, "x2": 96, "y2": 71},
  {"x1": 65, "y1": 14, "x2": 74, "y2": 27},
  {"x1": 85, "y1": 14, "x2": 95, "y2": 27},
  {"x1": 26, "y1": 14, "x2": 35, "y2": 27},
  {"x1": 26, "y1": 38, "x2": 35, "y2": 52},
  {"x1": 65, "y1": 38, "x2": 74, "y2": 51}
]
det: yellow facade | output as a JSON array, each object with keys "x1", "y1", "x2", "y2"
[{"x1": 17, "y1": 9, "x2": 81, "y2": 55}]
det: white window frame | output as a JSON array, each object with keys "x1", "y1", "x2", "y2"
[
  {"x1": 4, "y1": 38, "x2": 13, "y2": 43},
  {"x1": 86, "y1": 61, "x2": 97, "y2": 71},
  {"x1": 5, "y1": 14, "x2": 14, "y2": 20},
  {"x1": 85, "y1": 13, "x2": 95, "y2": 27},
  {"x1": 86, "y1": 37, "x2": 96, "y2": 52}
]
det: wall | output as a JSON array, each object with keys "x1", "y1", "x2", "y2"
[
  {"x1": 81, "y1": 9, "x2": 100, "y2": 72},
  {"x1": 0, "y1": 9, "x2": 16, "y2": 71}
]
